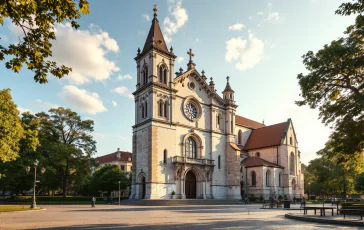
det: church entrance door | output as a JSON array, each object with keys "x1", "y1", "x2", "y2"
[
  {"x1": 141, "y1": 177, "x2": 146, "y2": 199},
  {"x1": 185, "y1": 171, "x2": 196, "y2": 199}
]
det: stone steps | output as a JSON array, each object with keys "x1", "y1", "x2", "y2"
[{"x1": 120, "y1": 199, "x2": 244, "y2": 206}]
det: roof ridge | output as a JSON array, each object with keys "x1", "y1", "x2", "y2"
[
  {"x1": 235, "y1": 115, "x2": 264, "y2": 125},
  {"x1": 253, "y1": 121, "x2": 287, "y2": 130}
]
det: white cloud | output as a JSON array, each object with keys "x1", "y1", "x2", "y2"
[
  {"x1": 268, "y1": 2, "x2": 273, "y2": 7},
  {"x1": 268, "y1": 12, "x2": 280, "y2": 21},
  {"x1": 177, "y1": 57, "x2": 184, "y2": 63},
  {"x1": 142, "y1": 14, "x2": 150, "y2": 21},
  {"x1": 32, "y1": 99, "x2": 59, "y2": 110},
  {"x1": 248, "y1": 16, "x2": 253, "y2": 20},
  {"x1": 59, "y1": 85, "x2": 108, "y2": 114},
  {"x1": 42, "y1": 23, "x2": 120, "y2": 84},
  {"x1": 112, "y1": 100, "x2": 118, "y2": 107},
  {"x1": 18, "y1": 107, "x2": 32, "y2": 114},
  {"x1": 225, "y1": 31, "x2": 265, "y2": 71},
  {"x1": 228, "y1": 23, "x2": 245, "y2": 31},
  {"x1": 195, "y1": 38, "x2": 200, "y2": 42},
  {"x1": 163, "y1": 0, "x2": 188, "y2": 43},
  {"x1": 112, "y1": 86, "x2": 134, "y2": 99},
  {"x1": 117, "y1": 136, "x2": 127, "y2": 141},
  {"x1": 117, "y1": 74, "x2": 132, "y2": 80},
  {"x1": 257, "y1": 12, "x2": 263, "y2": 15}
]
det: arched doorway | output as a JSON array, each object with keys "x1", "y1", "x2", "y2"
[
  {"x1": 141, "y1": 176, "x2": 146, "y2": 199},
  {"x1": 185, "y1": 171, "x2": 196, "y2": 199}
]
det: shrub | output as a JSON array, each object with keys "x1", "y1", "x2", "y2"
[
  {"x1": 259, "y1": 196, "x2": 263, "y2": 201},
  {"x1": 278, "y1": 195, "x2": 283, "y2": 200},
  {"x1": 172, "y1": 191, "x2": 176, "y2": 195}
]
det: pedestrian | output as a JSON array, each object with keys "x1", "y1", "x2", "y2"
[
  {"x1": 91, "y1": 197, "x2": 96, "y2": 208},
  {"x1": 293, "y1": 196, "x2": 296, "y2": 205},
  {"x1": 300, "y1": 198, "x2": 306, "y2": 208}
]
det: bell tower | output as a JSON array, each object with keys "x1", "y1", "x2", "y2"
[{"x1": 130, "y1": 5, "x2": 177, "y2": 199}]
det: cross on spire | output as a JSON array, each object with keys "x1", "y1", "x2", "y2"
[
  {"x1": 153, "y1": 4, "x2": 157, "y2": 18},
  {"x1": 227, "y1": 76, "x2": 230, "y2": 83},
  {"x1": 187, "y1": 48, "x2": 194, "y2": 63}
]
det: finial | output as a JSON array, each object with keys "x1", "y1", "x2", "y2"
[
  {"x1": 153, "y1": 4, "x2": 157, "y2": 18},
  {"x1": 201, "y1": 70, "x2": 205, "y2": 76},
  {"x1": 227, "y1": 76, "x2": 230, "y2": 83},
  {"x1": 262, "y1": 119, "x2": 265, "y2": 125},
  {"x1": 210, "y1": 77, "x2": 213, "y2": 81},
  {"x1": 170, "y1": 46, "x2": 174, "y2": 54},
  {"x1": 179, "y1": 67, "x2": 183, "y2": 74},
  {"x1": 137, "y1": 47, "x2": 141, "y2": 55}
]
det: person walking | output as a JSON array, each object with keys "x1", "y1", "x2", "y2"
[
  {"x1": 293, "y1": 196, "x2": 296, "y2": 205},
  {"x1": 91, "y1": 197, "x2": 96, "y2": 208}
]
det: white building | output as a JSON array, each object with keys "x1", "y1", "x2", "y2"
[{"x1": 129, "y1": 6, "x2": 304, "y2": 200}]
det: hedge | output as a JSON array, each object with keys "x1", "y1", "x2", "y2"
[{"x1": 6, "y1": 196, "x2": 103, "y2": 202}]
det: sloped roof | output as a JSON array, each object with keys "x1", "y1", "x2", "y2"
[
  {"x1": 222, "y1": 82, "x2": 234, "y2": 93},
  {"x1": 241, "y1": 157, "x2": 284, "y2": 168},
  {"x1": 230, "y1": 143, "x2": 241, "y2": 151},
  {"x1": 95, "y1": 150, "x2": 132, "y2": 164},
  {"x1": 235, "y1": 115, "x2": 265, "y2": 129},
  {"x1": 243, "y1": 121, "x2": 288, "y2": 150},
  {"x1": 142, "y1": 17, "x2": 169, "y2": 53}
]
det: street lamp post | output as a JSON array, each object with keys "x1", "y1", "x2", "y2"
[
  {"x1": 26, "y1": 159, "x2": 46, "y2": 209},
  {"x1": 118, "y1": 181, "x2": 121, "y2": 205},
  {"x1": 308, "y1": 182, "x2": 311, "y2": 200}
]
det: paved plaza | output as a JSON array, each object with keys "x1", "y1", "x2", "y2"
[{"x1": 0, "y1": 204, "x2": 361, "y2": 229}]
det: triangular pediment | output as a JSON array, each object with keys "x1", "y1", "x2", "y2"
[{"x1": 173, "y1": 69, "x2": 226, "y2": 106}]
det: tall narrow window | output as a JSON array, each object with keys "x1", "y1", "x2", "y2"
[
  {"x1": 290, "y1": 152, "x2": 295, "y2": 175},
  {"x1": 218, "y1": 155, "x2": 221, "y2": 169},
  {"x1": 159, "y1": 67, "x2": 163, "y2": 83},
  {"x1": 159, "y1": 101, "x2": 163, "y2": 116},
  {"x1": 164, "y1": 69, "x2": 167, "y2": 84},
  {"x1": 230, "y1": 113, "x2": 233, "y2": 133},
  {"x1": 164, "y1": 102, "x2": 168, "y2": 118},
  {"x1": 143, "y1": 67, "x2": 148, "y2": 84},
  {"x1": 279, "y1": 172, "x2": 281, "y2": 186},
  {"x1": 266, "y1": 170, "x2": 271, "y2": 186},
  {"x1": 141, "y1": 104, "x2": 145, "y2": 119},
  {"x1": 163, "y1": 149, "x2": 167, "y2": 164},
  {"x1": 186, "y1": 137, "x2": 196, "y2": 158},
  {"x1": 251, "y1": 171, "x2": 256, "y2": 186},
  {"x1": 292, "y1": 179, "x2": 296, "y2": 190},
  {"x1": 238, "y1": 130, "x2": 242, "y2": 144},
  {"x1": 290, "y1": 136, "x2": 293, "y2": 145}
]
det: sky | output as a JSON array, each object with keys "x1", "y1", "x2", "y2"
[{"x1": 0, "y1": 0, "x2": 356, "y2": 164}]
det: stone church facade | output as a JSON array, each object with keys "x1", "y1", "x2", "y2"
[{"x1": 129, "y1": 6, "x2": 304, "y2": 200}]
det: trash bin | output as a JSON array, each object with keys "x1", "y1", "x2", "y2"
[{"x1": 284, "y1": 201, "x2": 290, "y2": 208}]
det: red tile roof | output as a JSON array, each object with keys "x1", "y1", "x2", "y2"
[
  {"x1": 235, "y1": 115, "x2": 265, "y2": 129},
  {"x1": 241, "y1": 157, "x2": 284, "y2": 168},
  {"x1": 95, "y1": 150, "x2": 132, "y2": 164},
  {"x1": 243, "y1": 121, "x2": 288, "y2": 150}
]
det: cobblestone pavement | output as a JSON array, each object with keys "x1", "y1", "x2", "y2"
[{"x1": 0, "y1": 204, "x2": 360, "y2": 229}]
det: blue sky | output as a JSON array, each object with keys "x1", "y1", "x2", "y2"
[{"x1": 0, "y1": 0, "x2": 355, "y2": 164}]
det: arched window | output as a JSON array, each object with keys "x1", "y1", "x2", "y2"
[
  {"x1": 292, "y1": 179, "x2": 296, "y2": 190},
  {"x1": 238, "y1": 130, "x2": 242, "y2": 144},
  {"x1": 163, "y1": 149, "x2": 167, "y2": 164},
  {"x1": 290, "y1": 136, "x2": 293, "y2": 145},
  {"x1": 186, "y1": 137, "x2": 196, "y2": 158},
  {"x1": 266, "y1": 170, "x2": 271, "y2": 186},
  {"x1": 218, "y1": 155, "x2": 221, "y2": 169},
  {"x1": 159, "y1": 100, "x2": 163, "y2": 117},
  {"x1": 279, "y1": 172, "x2": 282, "y2": 186},
  {"x1": 143, "y1": 67, "x2": 148, "y2": 84},
  {"x1": 164, "y1": 102, "x2": 168, "y2": 118},
  {"x1": 144, "y1": 101, "x2": 147, "y2": 118},
  {"x1": 163, "y1": 69, "x2": 167, "y2": 84},
  {"x1": 255, "y1": 152, "x2": 260, "y2": 157},
  {"x1": 290, "y1": 152, "x2": 295, "y2": 175},
  {"x1": 251, "y1": 171, "x2": 256, "y2": 186},
  {"x1": 141, "y1": 103, "x2": 145, "y2": 119}
]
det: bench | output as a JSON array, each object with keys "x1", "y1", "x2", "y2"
[
  {"x1": 262, "y1": 203, "x2": 272, "y2": 208},
  {"x1": 339, "y1": 209, "x2": 364, "y2": 220},
  {"x1": 303, "y1": 207, "x2": 335, "y2": 216},
  {"x1": 262, "y1": 202, "x2": 282, "y2": 209}
]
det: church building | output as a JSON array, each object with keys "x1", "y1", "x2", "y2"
[{"x1": 129, "y1": 6, "x2": 304, "y2": 200}]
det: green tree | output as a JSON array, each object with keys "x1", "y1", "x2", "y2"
[
  {"x1": 0, "y1": 112, "x2": 41, "y2": 194},
  {"x1": 296, "y1": 0, "x2": 364, "y2": 161},
  {"x1": 0, "y1": 89, "x2": 39, "y2": 163},
  {"x1": 0, "y1": 0, "x2": 89, "y2": 83},
  {"x1": 354, "y1": 172, "x2": 364, "y2": 193},
  {"x1": 90, "y1": 165, "x2": 129, "y2": 197},
  {"x1": 36, "y1": 107, "x2": 96, "y2": 198}
]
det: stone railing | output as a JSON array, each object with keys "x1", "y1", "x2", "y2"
[{"x1": 172, "y1": 156, "x2": 214, "y2": 166}]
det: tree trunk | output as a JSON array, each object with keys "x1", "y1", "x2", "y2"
[{"x1": 62, "y1": 175, "x2": 68, "y2": 199}]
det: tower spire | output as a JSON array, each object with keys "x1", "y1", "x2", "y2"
[{"x1": 153, "y1": 4, "x2": 158, "y2": 20}]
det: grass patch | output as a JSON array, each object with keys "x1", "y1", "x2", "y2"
[{"x1": 0, "y1": 205, "x2": 41, "y2": 212}]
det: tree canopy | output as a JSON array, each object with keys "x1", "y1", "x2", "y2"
[
  {"x1": 355, "y1": 172, "x2": 364, "y2": 193},
  {"x1": 0, "y1": 0, "x2": 89, "y2": 83},
  {"x1": 297, "y1": 0, "x2": 364, "y2": 161}
]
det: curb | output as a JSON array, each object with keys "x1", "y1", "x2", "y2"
[
  {"x1": 0, "y1": 208, "x2": 46, "y2": 214},
  {"x1": 285, "y1": 213, "x2": 364, "y2": 227}
]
